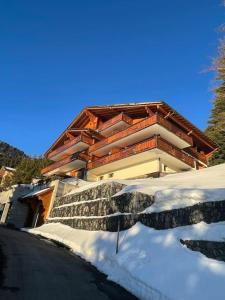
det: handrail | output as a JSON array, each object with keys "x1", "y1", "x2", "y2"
[
  {"x1": 98, "y1": 113, "x2": 133, "y2": 132},
  {"x1": 88, "y1": 136, "x2": 195, "y2": 170},
  {"x1": 42, "y1": 153, "x2": 86, "y2": 175},
  {"x1": 89, "y1": 114, "x2": 192, "y2": 153},
  {"x1": 48, "y1": 133, "x2": 92, "y2": 160}
]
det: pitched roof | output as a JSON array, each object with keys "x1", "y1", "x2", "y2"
[{"x1": 45, "y1": 101, "x2": 217, "y2": 155}]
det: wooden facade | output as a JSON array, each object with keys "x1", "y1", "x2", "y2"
[
  {"x1": 41, "y1": 102, "x2": 217, "y2": 180},
  {"x1": 22, "y1": 188, "x2": 53, "y2": 227}
]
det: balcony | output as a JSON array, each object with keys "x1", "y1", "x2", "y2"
[
  {"x1": 184, "y1": 147, "x2": 207, "y2": 166},
  {"x1": 87, "y1": 136, "x2": 195, "y2": 175},
  {"x1": 42, "y1": 153, "x2": 87, "y2": 176},
  {"x1": 48, "y1": 134, "x2": 93, "y2": 161},
  {"x1": 89, "y1": 114, "x2": 192, "y2": 156},
  {"x1": 98, "y1": 113, "x2": 133, "y2": 136}
]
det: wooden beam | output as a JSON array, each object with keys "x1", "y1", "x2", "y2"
[
  {"x1": 145, "y1": 106, "x2": 155, "y2": 117},
  {"x1": 66, "y1": 132, "x2": 75, "y2": 140},
  {"x1": 84, "y1": 109, "x2": 99, "y2": 129},
  {"x1": 164, "y1": 111, "x2": 175, "y2": 119}
]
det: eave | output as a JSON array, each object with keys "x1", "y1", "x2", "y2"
[{"x1": 44, "y1": 101, "x2": 217, "y2": 158}]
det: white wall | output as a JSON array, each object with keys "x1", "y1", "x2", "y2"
[{"x1": 87, "y1": 158, "x2": 178, "y2": 181}]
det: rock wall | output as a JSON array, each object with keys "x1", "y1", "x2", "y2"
[
  {"x1": 180, "y1": 240, "x2": 225, "y2": 262},
  {"x1": 50, "y1": 191, "x2": 154, "y2": 218},
  {"x1": 140, "y1": 200, "x2": 225, "y2": 229},
  {"x1": 52, "y1": 182, "x2": 125, "y2": 208},
  {"x1": 47, "y1": 180, "x2": 225, "y2": 232},
  {"x1": 47, "y1": 214, "x2": 137, "y2": 232},
  {"x1": 47, "y1": 182, "x2": 153, "y2": 231}
]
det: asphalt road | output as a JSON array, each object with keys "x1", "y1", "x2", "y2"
[{"x1": 0, "y1": 227, "x2": 138, "y2": 300}]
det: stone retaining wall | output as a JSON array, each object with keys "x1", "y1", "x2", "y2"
[
  {"x1": 47, "y1": 180, "x2": 225, "y2": 232},
  {"x1": 140, "y1": 200, "x2": 225, "y2": 229},
  {"x1": 52, "y1": 182, "x2": 125, "y2": 208},
  {"x1": 47, "y1": 214, "x2": 137, "y2": 232},
  {"x1": 50, "y1": 191, "x2": 154, "y2": 218},
  {"x1": 180, "y1": 240, "x2": 225, "y2": 262}
]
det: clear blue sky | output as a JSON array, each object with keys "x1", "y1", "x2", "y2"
[{"x1": 0, "y1": 0, "x2": 224, "y2": 155}]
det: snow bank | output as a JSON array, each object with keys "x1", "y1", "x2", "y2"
[
  {"x1": 62, "y1": 164, "x2": 225, "y2": 213},
  {"x1": 26, "y1": 221, "x2": 225, "y2": 300}
]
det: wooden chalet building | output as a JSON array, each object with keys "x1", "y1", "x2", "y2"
[{"x1": 42, "y1": 102, "x2": 217, "y2": 181}]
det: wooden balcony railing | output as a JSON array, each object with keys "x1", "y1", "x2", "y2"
[
  {"x1": 98, "y1": 113, "x2": 133, "y2": 132},
  {"x1": 157, "y1": 115, "x2": 192, "y2": 145},
  {"x1": 89, "y1": 114, "x2": 192, "y2": 153},
  {"x1": 42, "y1": 153, "x2": 86, "y2": 175},
  {"x1": 157, "y1": 138, "x2": 195, "y2": 168},
  {"x1": 87, "y1": 136, "x2": 195, "y2": 170},
  {"x1": 183, "y1": 147, "x2": 207, "y2": 165},
  {"x1": 48, "y1": 133, "x2": 93, "y2": 160}
]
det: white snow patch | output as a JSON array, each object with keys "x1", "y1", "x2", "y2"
[
  {"x1": 53, "y1": 198, "x2": 107, "y2": 209},
  {"x1": 62, "y1": 164, "x2": 225, "y2": 213},
  {"x1": 26, "y1": 221, "x2": 225, "y2": 300},
  {"x1": 48, "y1": 212, "x2": 131, "y2": 220}
]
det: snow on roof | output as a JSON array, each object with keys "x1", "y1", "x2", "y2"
[
  {"x1": 21, "y1": 187, "x2": 52, "y2": 199},
  {"x1": 0, "y1": 166, "x2": 16, "y2": 172},
  {"x1": 4, "y1": 166, "x2": 16, "y2": 171},
  {"x1": 61, "y1": 178, "x2": 90, "y2": 187}
]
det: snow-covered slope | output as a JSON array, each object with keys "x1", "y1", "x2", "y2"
[
  {"x1": 27, "y1": 221, "x2": 225, "y2": 300},
  {"x1": 63, "y1": 163, "x2": 225, "y2": 213},
  {"x1": 26, "y1": 164, "x2": 225, "y2": 300}
]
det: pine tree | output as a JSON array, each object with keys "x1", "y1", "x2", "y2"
[
  {"x1": 205, "y1": 35, "x2": 225, "y2": 166},
  {"x1": 12, "y1": 156, "x2": 50, "y2": 184}
]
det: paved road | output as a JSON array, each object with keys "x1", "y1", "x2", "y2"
[{"x1": 0, "y1": 227, "x2": 137, "y2": 300}]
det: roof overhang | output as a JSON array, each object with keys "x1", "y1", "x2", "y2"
[{"x1": 44, "y1": 101, "x2": 217, "y2": 157}]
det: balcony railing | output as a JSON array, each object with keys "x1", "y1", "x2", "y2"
[
  {"x1": 157, "y1": 138, "x2": 195, "y2": 168},
  {"x1": 87, "y1": 136, "x2": 195, "y2": 170},
  {"x1": 98, "y1": 113, "x2": 133, "y2": 133},
  {"x1": 89, "y1": 114, "x2": 192, "y2": 154},
  {"x1": 48, "y1": 133, "x2": 93, "y2": 160},
  {"x1": 42, "y1": 152, "x2": 86, "y2": 175},
  {"x1": 157, "y1": 115, "x2": 192, "y2": 145},
  {"x1": 184, "y1": 147, "x2": 207, "y2": 165}
]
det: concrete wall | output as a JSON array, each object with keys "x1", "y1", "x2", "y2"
[{"x1": 0, "y1": 185, "x2": 32, "y2": 227}]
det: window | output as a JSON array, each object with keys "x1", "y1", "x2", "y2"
[
  {"x1": 108, "y1": 173, "x2": 114, "y2": 178},
  {"x1": 163, "y1": 165, "x2": 167, "y2": 172},
  {"x1": 99, "y1": 176, "x2": 104, "y2": 181}
]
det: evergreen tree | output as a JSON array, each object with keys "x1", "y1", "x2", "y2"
[
  {"x1": 205, "y1": 35, "x2": 225, "y2": 166},
  {"x1": 12, "y1": 156, "x2": 50, "y2": 184}
]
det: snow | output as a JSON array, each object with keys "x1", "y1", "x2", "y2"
[
  {"x1": 64, "y1": 178, "x2": 122, "y2": 196},
  {"x1": 61, "y1": 178, "x2": 90, "y2": 187},
  {"x1": 4, "y1": 166, "x2": 16, "y2": 172},
  {"x1": 23, "y1": 164, "x2": 225, "y2": 299},
  {"x1": 48, "y1": 212, "x2": 131, "y2": 220},
  {"x1": 21, "y1": 187, "x2": 52, "y2": 198},
  {"x1": 64, "y1": 164, "x2": 225, "y2": 213},
  {"x1": 116, "y1": 164, "x2": 225, "y2": 211},
  {"x1": 26, "y1": 221, "x2": 225, "y2": 300},
  {"x1": 53, "y1": 197, "x2": 107, "y2": 209}
]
